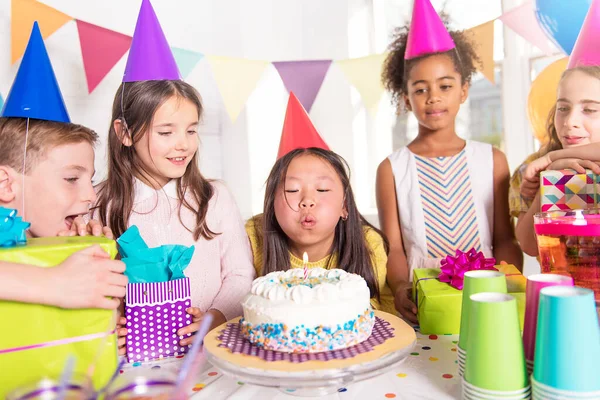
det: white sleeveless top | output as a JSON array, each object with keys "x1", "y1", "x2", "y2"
[{"x1": 388, "y1": 140, "x2": 494, "y2": 279}]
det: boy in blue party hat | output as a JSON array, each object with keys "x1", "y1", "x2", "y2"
[{"x1": 0, "y1": 22, "x2": 127, "y2": 309}]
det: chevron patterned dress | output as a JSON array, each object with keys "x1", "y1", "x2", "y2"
[{"x1": 414, "y1": 150, "x2": 482, "y2": 258}]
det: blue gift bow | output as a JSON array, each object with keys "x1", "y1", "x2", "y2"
[{"x1": 0, "y1": 207, "x2": 30, "y2": 247}]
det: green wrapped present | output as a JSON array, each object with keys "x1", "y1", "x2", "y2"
[
  {"x1": 0, "y1": 236, "x2": 119, "y2": 399},
  {"x1": 412, "y1": 264, "x2": 526, "y2": 335}
]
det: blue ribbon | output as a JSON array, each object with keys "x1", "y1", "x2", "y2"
[{"x1": 0, "y1": 207, "x2": 30, "y2": 248}]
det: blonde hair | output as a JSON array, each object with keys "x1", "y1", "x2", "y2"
[
  {"x1": 538, "y1": 65, "x2": 600, "y2": 157},
  {"x1": 0, "y1": 117, "x2": 98, "y2": 173}
]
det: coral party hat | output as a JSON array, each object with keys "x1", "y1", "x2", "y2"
[{"x1": 277, "y1": 92, "x2": 329, "y2": 159}]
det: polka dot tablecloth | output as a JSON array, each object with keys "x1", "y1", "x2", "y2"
[{"x1": 120, "y1": 326, "x2": 461, "y2": 399}]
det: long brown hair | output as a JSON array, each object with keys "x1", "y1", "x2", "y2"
[
  {"x1": 257, "y1": 147, "x2": 387, "y2": 300},
  {"x1": 94, "y1": 80, "x2": 217, "y2": 240},
  {"x1": 537, "y1": 65, "x2": 600, "y2": 157}
]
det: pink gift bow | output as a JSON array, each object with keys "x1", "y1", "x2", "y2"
[{"x1": 438, "y1": 248, "x2": 497, "y2": 290}]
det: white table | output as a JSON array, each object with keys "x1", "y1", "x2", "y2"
[{"x1": 120, "y1": 328, "x2": 461, "y2": 399}]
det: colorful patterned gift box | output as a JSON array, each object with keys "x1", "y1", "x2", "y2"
[
  {"x1": 412, "y1": 263, "x2": 526, "y2": 335},
  {"x1": 541, "y1": 169, "x2": 600, "y2": 212},
  {"x1": 0, "y1": 236, "x2": 118, "y2": 400}
]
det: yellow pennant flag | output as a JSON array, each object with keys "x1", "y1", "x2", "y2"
[
  {"x1": 206, "y1": 56, "x2": 269, "y2": 122},
  {"x1": 468, "y1": 21, "x2": 495, "y2": 84},
  {"x1": 336, "y1": 53, "x2": 388, "y2": 116},
  {"x1": 11, "y1": 0, "x2": 73, "y2": 63}
]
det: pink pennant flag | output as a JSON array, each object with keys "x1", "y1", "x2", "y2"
[
  {"x1": 273, "y1": 60, "x2": 332, "y2": 113},
  {"x1": 499, "y1": 1, "x2": 557, "y2": 55},
  {"x1": 76, "y1": 20, "x2": 132, "y2": 93}
]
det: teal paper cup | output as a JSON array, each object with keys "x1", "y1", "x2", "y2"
[
  {"x1": 533, "y1": 286, "x2": 600, "y2": 392},
  {"x1": 532, "y1": 376, "x2": 600, "y2": 399}
]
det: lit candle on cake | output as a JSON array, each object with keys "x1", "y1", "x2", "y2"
[{"x1": 303, "y1": 252, "x2": 308, "y2": 280}]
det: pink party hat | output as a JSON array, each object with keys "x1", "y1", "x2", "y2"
[
  {"x1": 123, "y1": 0, "x2": 181, "y2": 82},
  {"x1": 568, "y1": 0, "x2": 600, "y2": 69},
  {"x1": 405, "y1": 0, "x2": 455, "y2": 60}
]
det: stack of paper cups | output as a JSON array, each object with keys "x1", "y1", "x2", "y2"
[
  {"x1": 522, "y1": 274, "x2": 573, "y2": 375},
  {"x1": 532, "y1": 286, "x2": 600, "y2": 399},
  {"x1": 457, "y1": 270, "x2": 507, "y2": 377},
  {"x1": 463, "y1": 293, "x2": 530, "y2": 400}
]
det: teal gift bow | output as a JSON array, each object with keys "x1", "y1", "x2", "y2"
[{"x1": 0, "y1": 207, "x2": 30, "y2": 248}]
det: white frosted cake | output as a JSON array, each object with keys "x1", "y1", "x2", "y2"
[{"x1": 240, "y1": 268, "x2": 375, "y2": 353}]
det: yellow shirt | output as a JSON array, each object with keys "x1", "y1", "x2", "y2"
[
  {"x1": 245, "y1": 216, "x2": 396, "y2": 314},
  {"x1": 509, "y1": 153, "x2": 539, "y2": 218}
]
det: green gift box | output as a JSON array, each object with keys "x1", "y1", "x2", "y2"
[
  {"x1": 0, "y1": 236, "x2": 119, "y2": 399},
  {"x1": 412, "y1": 264, "x2": 526, "y2": 335}
]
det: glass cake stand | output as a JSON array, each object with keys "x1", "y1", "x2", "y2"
[
  {"x1": 204, "y1": 311, "x2": 416, "y2": 397},
  {"x1": 205, "y1": 340, "x2": 414, "y2": 396}
]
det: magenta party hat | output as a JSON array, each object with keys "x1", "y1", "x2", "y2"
[
  {"x1": 123, "y1": 0, "x2": 181, "y2": 82},
  {"x1": 568, "y1": 0, "x2": 600, "y2": 68},
  {"x1": 405, "y1": 0, "x2": 455, "y2": 60}
]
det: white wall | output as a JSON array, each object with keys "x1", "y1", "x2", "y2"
[
  {"x1": 0, "y1": 0, "x2": 396, "y2": 220},
  {"x1": 0, "y1": 0, "x2": 541, "y2": 276}
]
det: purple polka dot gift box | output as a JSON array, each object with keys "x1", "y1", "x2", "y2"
[{"x1": 125, "y1": 277, "x2": 192, "y2": 363}]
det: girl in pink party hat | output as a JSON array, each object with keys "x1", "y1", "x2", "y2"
[
  {"x1": 376, "y1": 0, "x2": 522, "y2": 323},
  {"x1": 92, "y1": 0, "x2": 255, "y2": 354},
  {"x1": 512, "y1": 0, "x2": 600, "y2": 257}
]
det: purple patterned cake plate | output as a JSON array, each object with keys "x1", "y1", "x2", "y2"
[
  {"x1": 217, "y1": 317, "x2": 394, "y2": 363},
  {"x1": 205, "y1": 313, "x2": 416, "y2": 397}
]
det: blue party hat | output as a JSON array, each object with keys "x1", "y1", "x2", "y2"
[{"x1": 1, "y1": 22, "x2": 70, "y2": 123}]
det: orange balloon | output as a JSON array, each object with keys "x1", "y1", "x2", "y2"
[{"x1": 527, "y1": 58, "x2": 569, "y2": 144}]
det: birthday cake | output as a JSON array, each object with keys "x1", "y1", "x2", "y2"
[{"x1": 240, "y1": 268, "x2": 375, "y2": 353}]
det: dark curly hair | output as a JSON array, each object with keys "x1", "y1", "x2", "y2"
[{"x1": 382, "y1": 24, "x2": 482, "y2": 110}]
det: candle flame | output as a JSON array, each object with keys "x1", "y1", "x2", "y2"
[{"x1": 303, "y1": 252, "x2": 308, "y2": 264}]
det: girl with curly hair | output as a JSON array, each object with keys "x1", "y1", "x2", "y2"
[{"x1": 375, "y1": 0, "x2": 522, "y2": 322}]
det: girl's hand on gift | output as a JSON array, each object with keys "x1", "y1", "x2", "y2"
[
  {"x1": 57, "y1": 216, "x2": 114, "y2": 239},
  {"x1": 520, "y1": 173, "x2": 539, "y2": 200},
  {"x1": 394, "y1": 283, "x2": 418, "y2": 324},
  {"x1": 116, "y1": 316, "x2": 128, "y2": 356},
  {"x1": 523, "y1": 154, "x2": 553, "y2": 182},
  {"x1": 547, "y1": 158, "x2": 600, "y2": 175},
  {"x1": 48, "y1": 245, "x2": 127, "y2": 309},
  {"x1": 177, "y1": 308, "x2": 226, "y2": 346}
]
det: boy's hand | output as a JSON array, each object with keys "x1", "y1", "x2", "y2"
[
  {"x1": 47, "y1": 245, "x2": 127, "y2": 309},
  {"x1": 177, "y1": 308, "x2": 226, "y2": 346},
  {"x1": 57, "y1": 216, "x2": 114, "y2": 239},
  {"x1": 116, "y1": 316, "x2": 128, "y2": 356},
  {"x1": 394, "y1": 283, "x2": 418, "y2": 324}
]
